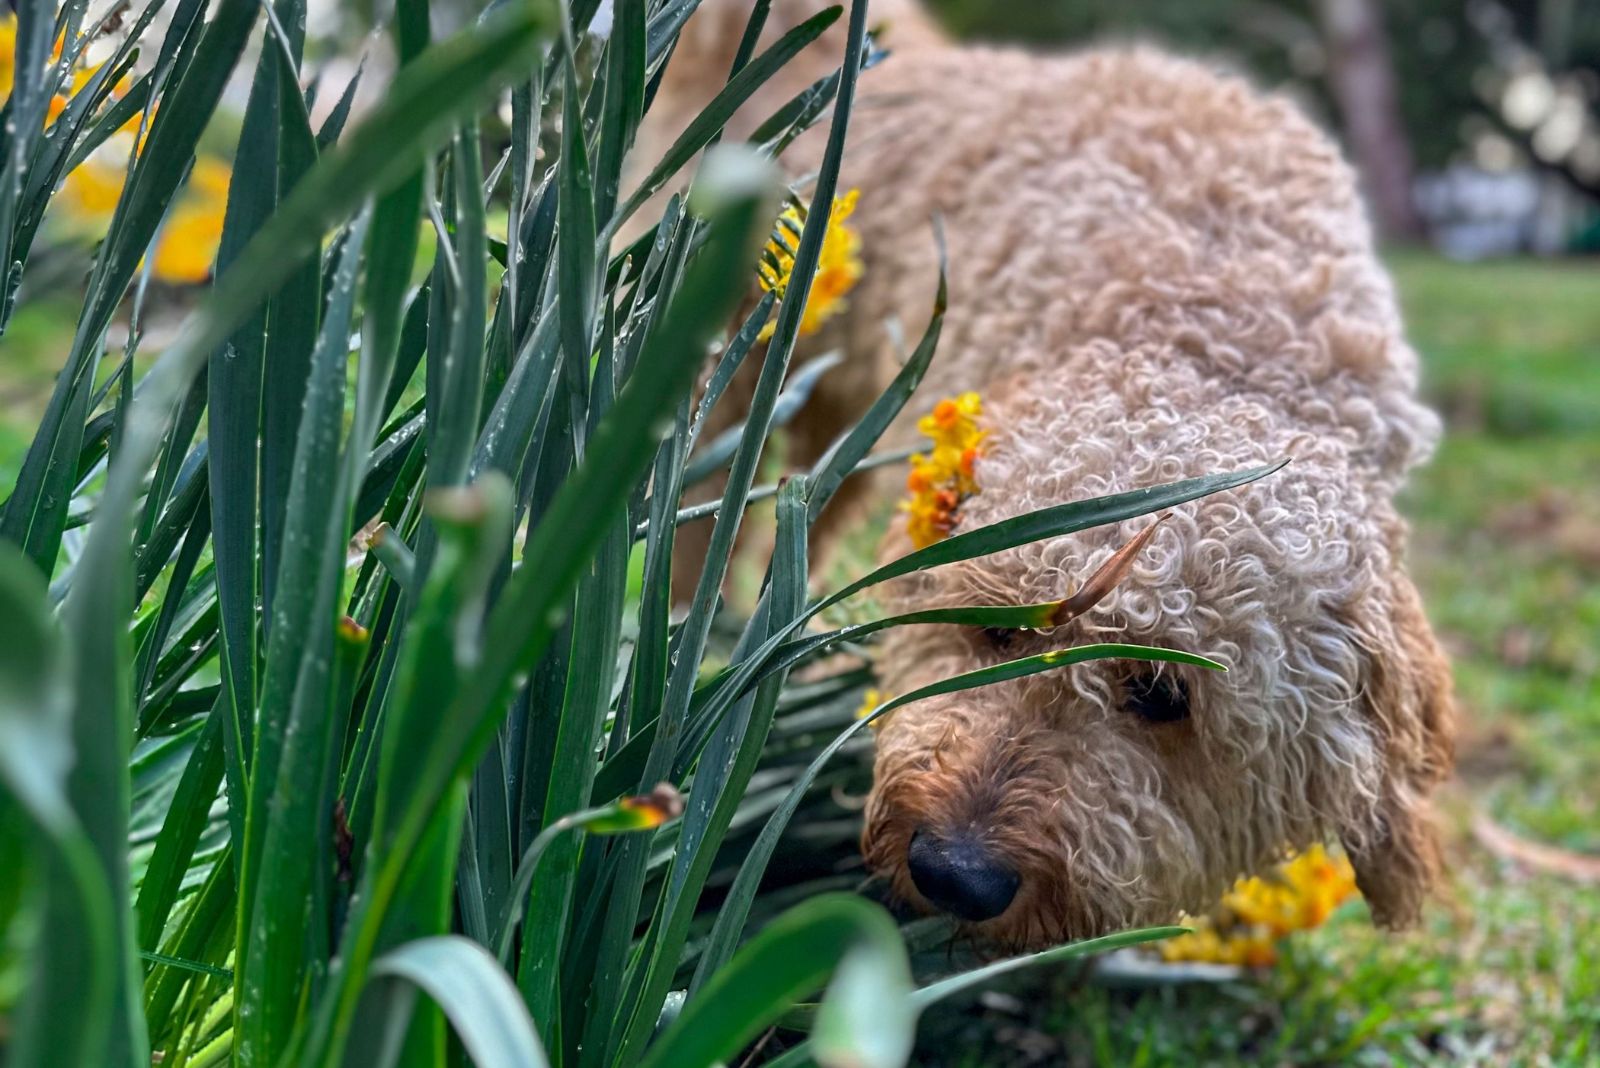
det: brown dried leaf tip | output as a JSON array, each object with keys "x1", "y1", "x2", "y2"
[{"x1": 1049, "y1": 515, "x2": 1170, "y2": 627}]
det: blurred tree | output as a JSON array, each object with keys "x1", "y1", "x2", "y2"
[
  {"x1": 922, "y1": 0, "x2": 1600, "y2": 206},
  {"x1": 1316, "y1": 0, "x2": 1421, "y2": 236}
]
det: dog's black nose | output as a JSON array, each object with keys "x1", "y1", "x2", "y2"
[{"x1": 907, "y1": 830, "x2": 1019, "y2": 922}]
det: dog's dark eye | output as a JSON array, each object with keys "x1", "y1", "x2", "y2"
[
  {"x1": 981, "y1": 627, "x2": 1018, "y2": 651},
  {"x1": 1124, "y1": 672, "x2": 1190, "y2": 723}
]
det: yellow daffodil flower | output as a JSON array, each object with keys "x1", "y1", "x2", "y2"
[
  {"x1": 1159, "y1": 844, "x2": 1360, "y2": 966},
  {"x1": 757, "y1": 188, "x2": 863, "y2": 340}
]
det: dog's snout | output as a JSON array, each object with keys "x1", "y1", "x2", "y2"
[{"x1": 907, "y1": 830, "x2": 1019, "y2": 922}]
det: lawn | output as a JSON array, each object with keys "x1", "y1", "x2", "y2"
[{"x1": 910, "y1": 252, "x2": 1600, "y2": 1065}]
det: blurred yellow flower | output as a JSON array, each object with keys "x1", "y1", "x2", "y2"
[
  {"x1": 150, "y1": 158, "x2": 232, "y2": 284},
  {"x1": 2, "y1": 14, "x2": 223, "y2": 285},
  {"x1": 0, "y1": 15, "x2": 60, "y2": 103},
  {"x1": 1, "y1": 13, "x2": 222, "y2": 284},
  {"x1": 757, "y1": 188, "x2": 863, "y2": 340},
  {"x1": 151, "y1": 206, "x2": 224, "y2": 283},
  {"x1": 854, "y1": 688, "x2": 896, "y2": 732},
  {"x1": 902, "y1": 391, "x2": 984, "y2": 549},
  {"x1": 0, "y1": 17, "x2": 16, "y2": 100},
  {"x1": 56, "y1": 144, "x2": 231, "y2": 284},
  {"x1": 58, "y1": 155, "x2": 126, "y2": 216},
  {"x1": 2, "y1": 14, "x2": 135, "y2": 128},
  {"x1": 1159, "y1": 844, "x2": 1360, "y2": 966},
  {"x1": 186, "y1": 156, "x2": 232, "y2": 201}
]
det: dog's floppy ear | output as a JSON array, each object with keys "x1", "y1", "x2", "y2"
[{"x1": 1340, "y1": 570, "x2": 1456, "y2": 929}]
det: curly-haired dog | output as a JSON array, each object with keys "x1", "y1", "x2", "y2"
[{"x1": 649, "y1": 0, "x2": 1455, "y2": 947}]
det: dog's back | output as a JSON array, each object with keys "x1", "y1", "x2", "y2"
[
  {"x1": 652, "y1": 5, "x2": 1435, "y2": 481},
  {"x1": 809, "y1": 43, "x2": 1433, "y2": 481}
]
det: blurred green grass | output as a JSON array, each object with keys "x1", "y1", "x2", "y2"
[
  {"x1": 0, "y1": 294, "x2": 86, "y2": 491},
  {"x1": 1392, "y1": 252, "x2": 1600, "y2": 856}
]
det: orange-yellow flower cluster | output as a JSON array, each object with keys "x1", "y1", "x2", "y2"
[
  {"x1": 902, "y1": 391, "x2": 984, "y2": 549},
  {"x1": 0, "y1": 15, "x2": 136, "y2": 132},
  {"x1": 757, "y1": 188, "x2": 863, "y2": 340},
  {"x1": 1159, "y1": 844, "x2": 1360, "y2": 967},
  {"x1": 1, "y1": 13, "x2": 231, "y2": 284}
]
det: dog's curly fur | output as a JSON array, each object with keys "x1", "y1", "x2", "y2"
[{"x1": 650, "y1": 0, "x2": 1456, "y2": 947}]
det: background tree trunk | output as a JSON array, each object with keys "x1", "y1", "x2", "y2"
[{"x1": 1317, "y1": 0, "x2": 1423, "y2": 240}]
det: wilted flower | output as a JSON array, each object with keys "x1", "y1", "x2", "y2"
[
  {"x1": 335, "y1": 616, "x2": 371, "y2": 645},
  {"x1": 581, "y1": 783, "x2": 686, "y2": 834},
  {"x1": 903, "y1": 391, "x2": 985, "y2": 549},
  {"x1": 757, "y1": 188, "x2": 863, "y2": 340}
]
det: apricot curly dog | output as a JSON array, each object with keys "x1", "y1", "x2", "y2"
[{"x1": 650, "y1": 0, "x2": 1456, "y2": 946}]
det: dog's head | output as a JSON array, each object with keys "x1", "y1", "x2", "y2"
[{"x1": 863, "y1": 361, "x2": 1453, "y2": 948}]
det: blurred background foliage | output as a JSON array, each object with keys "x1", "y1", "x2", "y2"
[{"x1": 927, "y1": 0, "x2": 1600, "y2": 169}]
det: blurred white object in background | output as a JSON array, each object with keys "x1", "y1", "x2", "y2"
[
  {"x1": 1415, "y1": 162, "x2": 1592, "y2": 259},
  {"x1": 1414, "y1": 164, "x2": 1540, "y2": 259}
]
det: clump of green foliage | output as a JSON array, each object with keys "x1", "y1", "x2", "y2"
[{"x1": 0, "y1": 1, "x2": 1273, "y2": 1065}]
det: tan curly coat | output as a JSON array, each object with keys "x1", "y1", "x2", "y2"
[{"x1": 649, "y1": 0, "x2": 1455, "y2": 946}]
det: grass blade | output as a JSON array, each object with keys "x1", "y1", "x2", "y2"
[
  {"x1": 557, "y1": 57, "x2": 598, "y2": 450},
  {"x1": 824, "y1": 462, "x2": 1290, "y2": 611},
  {"x1": 236, "y1": 210, "x2": 369, "y2": 1067},
  {"x1": 63, "y1": 8, "x2": 561, "y2": 903},
  {"x1": 612, "y1": 0, "x2": 874, "y2": 1045},
  {"x1": 134, "y1": 702, "x2": 225, "y2": 953},
  {"x1": 328, "y1": 472, "x2": 516, "y2": 1063},
  {"x1": 764, "y1": 927, "x2": 1187, "y2": 1068},
  {"x1": 143, "y1": 854, "x2": 235, "y2": 1044},
  {"x1": 683, "y1": 350, "x2": 844, "y2": 486},
  {"x1": 1, "y1": 0, "x2": 254, "y2": 574},
  {"x1": 0, "y1": 0, "x2": 62, "y2": 329},
  {"x1": 258, "y1": 13, "x2": 323, "y2": 619},
  {"x1": 639, "y1": 894, "x2": 911, "y2": 1068},
  {"x1": 516, "y1": 380, "x2": 630, "y2": 1035},
  {"x1": 369, "y1": 937, "x2": 551, "y2": 1068},
  {"x1": 805, "y1": 225, "x2": 945, "y2": 523},
  {"x1": 613, "y1": 5, "x2": 840, "y2": 229},
  {"x1": 912, "y1": 926, "x2": 1188, "y2": 1009},
  {"x1": 0, "y1": 543, "x2": 118, "y2": 1068},
  {"x1": 207, "y1": 0, "x2": 315, "y2": 879},
  {"x1": 427, "y1": 121, "x2": 491, "y2": 490},
  {"x1": 682, "y1": 475, "x2": 811, "y2": 991},
  {"x1": 672, "y1": 463, "x2": 1288, "y2": 773},
  {"x1": 593, "y1": 0, "x2": 645, "y2": 225}
]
